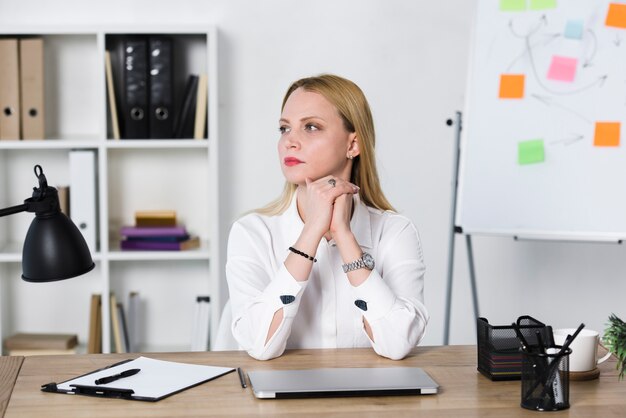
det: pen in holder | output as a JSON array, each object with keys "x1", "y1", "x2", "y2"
[{"x1": 520, "y1": 346, "x2": 571, "y2": 411}]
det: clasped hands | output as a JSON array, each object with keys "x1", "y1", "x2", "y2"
[{"x1": 302, "y1": 175, "x2": 359, "y2": 242}]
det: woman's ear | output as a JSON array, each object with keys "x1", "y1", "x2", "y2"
[{"x1": 347, "y1": 134, "x2": 360, "y2": 159}]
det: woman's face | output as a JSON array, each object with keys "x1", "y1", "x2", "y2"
[{"x1": 278, "y1": 87, "x2": 356, "y2": 186}]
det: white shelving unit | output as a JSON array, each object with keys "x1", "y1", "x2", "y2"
[{"x1": 0, "y1": 25, "x2": 223, "y2": 354}]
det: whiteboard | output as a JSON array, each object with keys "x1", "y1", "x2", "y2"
[{"x1": 457, "y1": 0, "x2": 626, "y2": 240}]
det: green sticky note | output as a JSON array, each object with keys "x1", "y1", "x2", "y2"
[
  {"x1": 500, "y1": 0, "x2": 526, "y2": 11},
  {"x1": 530, "y1": 0, "x2": 556, "y2": 10},
  {"x1": 518, "y1": 139, "x2": 545, "y2": 165}
]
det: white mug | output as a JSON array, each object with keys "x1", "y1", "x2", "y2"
[{"x1": 553, "y1": 329, "x2": 612, "y2": 372}]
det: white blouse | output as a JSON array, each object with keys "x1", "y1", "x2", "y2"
[{"x1": 225, "y1": 193, "x2": 429, "y2": 361}]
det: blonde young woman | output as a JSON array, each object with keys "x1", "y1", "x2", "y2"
[{"x1": 226, "y1": 74, "x2": 429, "y2": 360}]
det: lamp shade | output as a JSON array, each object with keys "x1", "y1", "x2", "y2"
[{"x1": 21, "y1": 210, "x2": 95, "y2": 282}]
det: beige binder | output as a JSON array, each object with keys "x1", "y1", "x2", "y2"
[
  {"x1": 193, "y1": 74, "x2": 207, "y2": 139},
  {"x1": 105, "y1": 51, "x2": 120, "y2": 139},
  {"x1": 0, "y1": 38, "x2": 20, "y2": 140},
  {"x1": 19, "y1": 38, "x2": 45, "y2": 139}
]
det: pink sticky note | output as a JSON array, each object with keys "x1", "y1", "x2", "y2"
[{"x1": 547, "y1": 56, "x2": 578, "y2": 82}]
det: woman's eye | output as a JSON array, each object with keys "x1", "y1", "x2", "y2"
[
  {"x1": 279, "y1": 126, "x2": 290, "y2": 134},
  {"x1": 304, "y1": 123, "x2": 319, "y2": 132}
]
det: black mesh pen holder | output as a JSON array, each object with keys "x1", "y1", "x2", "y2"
[
  {"x1": 520, "y1": 346, "x2": 571, "y2": 411},
  {"x1": 477, "y1": 316, "x2": 550, "y2": 380}
]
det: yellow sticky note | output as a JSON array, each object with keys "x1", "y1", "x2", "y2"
[
  {"x1": 594, "y1": 122, "x2": 621, "y2": 147},
  {"x1": 499, "y1": 74, "x2": 525, "y2": 99},
  {"x1": 606, "y1": 3, "x2": 626, "y2": 29}
]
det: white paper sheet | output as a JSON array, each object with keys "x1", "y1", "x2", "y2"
[{"x1": 56, "y1": 356, "x2": 234, "y2": 400}]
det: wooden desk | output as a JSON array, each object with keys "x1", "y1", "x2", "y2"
[
  {"x1": 4, "y1": 346, "x2": 624, "y2": 417},
  {"x1": 0, "y1": 356, "x2": 23, "y2": 418}
]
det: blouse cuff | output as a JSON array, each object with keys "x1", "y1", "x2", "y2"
[
  {"x1": 351, "y1": 270, "x2": 395, "y2": 321},
  {"x1": 262, "y1": 263, "x2": 308, "y2": 318}
]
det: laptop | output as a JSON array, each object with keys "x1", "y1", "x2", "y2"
[{"x1": 247, "y1": 367, "x2": 439, "y2": 399}]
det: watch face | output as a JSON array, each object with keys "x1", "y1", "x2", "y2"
[{"x1": 362, "y1": 252, "x2": 375, "y2": 269}]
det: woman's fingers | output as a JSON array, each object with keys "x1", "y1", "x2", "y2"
[{"x1": 316, "y1": 175, "x2": 359, "y2": 199}]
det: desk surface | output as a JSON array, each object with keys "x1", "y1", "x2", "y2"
[
  {"x1": 3, "y1": 345, "x2": 624, "y2": 417},
  {"x1": 0, "y1": 356, "x2": 23, "y2": 418}
]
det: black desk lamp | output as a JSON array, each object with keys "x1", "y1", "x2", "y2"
[{"x1": 0, "y1": 165, "x2": 95, "y2": 282}]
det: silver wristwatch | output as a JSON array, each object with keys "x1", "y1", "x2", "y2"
[{"x1": 342, "y1": 252, "x2": 375, "y2": 273}]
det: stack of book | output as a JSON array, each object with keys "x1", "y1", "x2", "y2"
[
  {"x1": 4, "y1": 333, "x2": 78, "y2": 356},
  {"x1": 120, "y1": 210, "x2": 200, "y2": 251}
]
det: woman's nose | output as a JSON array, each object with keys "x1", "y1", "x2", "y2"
[{"x1": 283, "y1": 132, "x2": 300, "y2": 148}]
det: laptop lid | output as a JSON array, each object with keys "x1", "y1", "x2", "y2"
[{"x1": 247, "y1": 367, "x2": 439, "y2": 399}]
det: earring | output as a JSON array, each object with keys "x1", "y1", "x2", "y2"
[{"x1": 347, "y1": 153, "x2": 353, "y2": 160}]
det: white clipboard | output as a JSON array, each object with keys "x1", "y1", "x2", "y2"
[{"x1": 42, "y1": 356, "x2": 235, "y2": 401}]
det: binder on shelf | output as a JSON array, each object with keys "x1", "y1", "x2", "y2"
[
  {"x1": 174, "y1": 74, "x2": 198, "y2": 138},
  {"x1": 127, "y1": 292, "x2": 141, "y2": 353},
  {"x1": 148, "y1": 37, "x2": 173, "y2": 139},
  {"x1": 110, "y1": 293, "x2": 125, "y2": 354},
  {"x1": 69, "y1": 150, "x2": 98, "y2": 253},
  {"x1": 0, "y1": 38, "x2": 21, "y2": 140},
  {"x1": 87, "y1": 294, "x2": 102, "y2": 354},
  {"x1": 193, "y1": 74, "x2": 207, "y2": 139},
  {"x1": 118, "y1": 302, "x2": 130, "y2": 353},
  {"x1": 105, "y1": 51, "x2": 121, "y2": 140},
  {"x1": 41, "y1": 356, "x2": 235, "y2": 402},
  {"x1": 57, "y1": 185, "x2": 70, "y2": 217},
  {"x1": 19, "y1": 38, "x2": 45, "y2": 140},
  {"x1": 191, "y1": 296, "x2": 211, "y2": 351},
  {"x1": 122, "y1": 38, "x2": 149, "y2": 139}
]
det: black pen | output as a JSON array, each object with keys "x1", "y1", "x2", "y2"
[
  {"x1": 237, "y1": 367, "x2": 247, "y2": 388},
  {"x1": 95, "y1": 368, "x2": 141, "y2": 385}
]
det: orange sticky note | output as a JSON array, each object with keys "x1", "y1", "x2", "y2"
[
  {"x1": 594, "y1": 122, "x2": 621, "y2": 147},
  {"x1": 499, "y1": 74, "x2": 525, "y2": 99},
  {"x1": 606, "y1": 3, "x2": 626, "y2": 29}
]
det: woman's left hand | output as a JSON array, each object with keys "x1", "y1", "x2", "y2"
[{"x1": 330, "y1": 189, "x2": 355, "y2": 239}]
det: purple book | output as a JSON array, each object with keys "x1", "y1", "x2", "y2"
[
  {"x1": 120, "y1": 236, "x2": 200, "y2": 251},
  {"x1": 120, "y1": 226, "x2": 187, "y2": 238}
]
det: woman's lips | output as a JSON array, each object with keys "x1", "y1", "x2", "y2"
[{"x1": 284, "y1": 157, "x2": 303, "y2": 166}]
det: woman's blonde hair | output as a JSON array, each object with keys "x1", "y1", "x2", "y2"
[{"x1": 257, "y1": 74, "x2": 394, "y2": 215}]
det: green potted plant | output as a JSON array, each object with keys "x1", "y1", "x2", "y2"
[{"x1": 604, "y1": 314, "x2": 626, "y2": 380}]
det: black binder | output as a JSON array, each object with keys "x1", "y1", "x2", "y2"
[
  {"x1": 122, "y1": 38, "x2": 149, "y2": 139},
  {"x1": 174, "y1": 74, "x2": 199, "y2": 138},
  {"x1": 148, "y1": 37, "x2": 173, "y2": 139}
]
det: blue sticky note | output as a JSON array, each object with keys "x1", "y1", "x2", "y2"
[{"x1": 564, "y1": 20, "x2": 584, "y2": 40}]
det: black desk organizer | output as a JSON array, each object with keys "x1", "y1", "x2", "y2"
[{"x1": 477, "y1": 316, "x2": 552, "y2": 381}]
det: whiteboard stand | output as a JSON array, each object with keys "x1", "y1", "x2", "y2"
[{"x1": 443, "y1": 111, "x2": 480, "y2": 345}]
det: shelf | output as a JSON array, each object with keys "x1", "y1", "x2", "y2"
[
  {"x1": 107, "y1": 240, "x2": 211, "y2": 261},
  {"x1": 0, "y1": 138, "x2": 101, "y2": 150},
  {"x1": 0, "y1": 243, "x2": 22, "y2": 262},
  {"x1": 0, "y1": 26, "x2": 220, "y2": 355},
  {"x1": 105, "y1": 139, "x2": 209, "y2": 149},
  {"x1": 0, "y1": 242, "x2": 103, "y2": 263}
]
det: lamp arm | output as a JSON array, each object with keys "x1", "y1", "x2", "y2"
[{"x1": 0, "y1": 203, "x2": 29, "y2": 218}]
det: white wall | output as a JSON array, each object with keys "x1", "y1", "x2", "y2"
[{"x1": 2, "y1": 0, "x2": 624, "y2": 346}]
